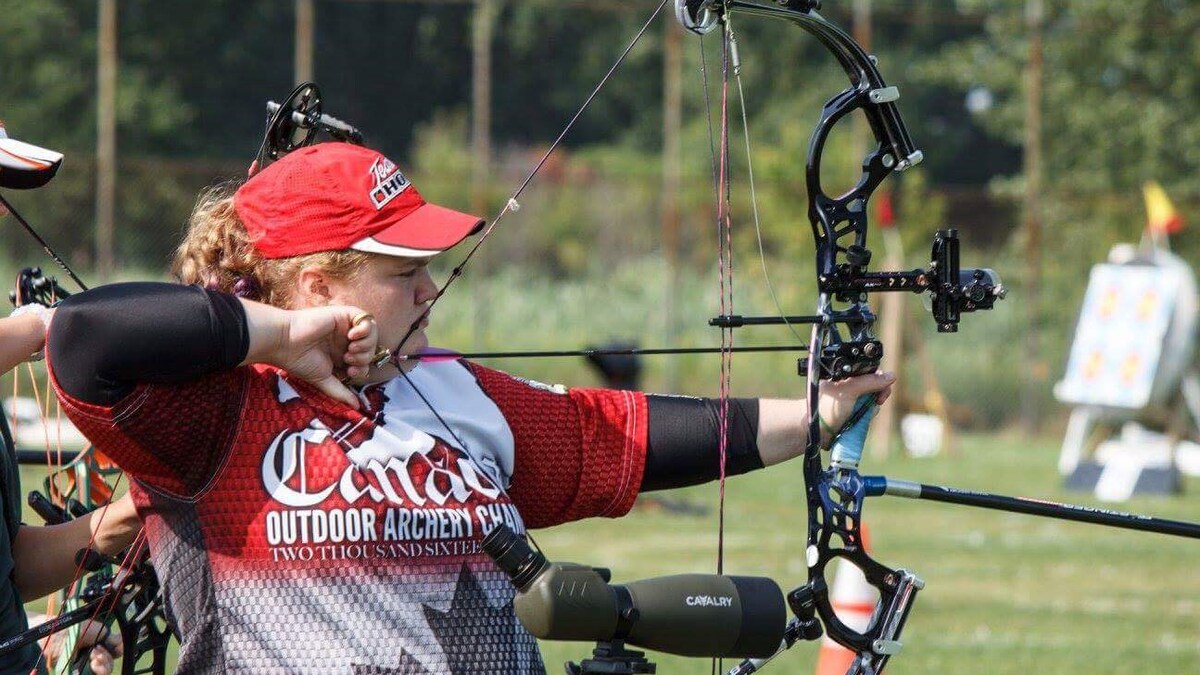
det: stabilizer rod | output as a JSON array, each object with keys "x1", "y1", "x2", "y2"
[{"x1": 864, "y1": 476, "x2": 1200, "y2": 539}]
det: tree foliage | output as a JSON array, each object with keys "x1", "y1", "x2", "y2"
[{"x1": 918, "y1": 0, "x2": 1200, "y2": 197}]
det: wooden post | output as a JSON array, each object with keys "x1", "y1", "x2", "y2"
[
  {"x1": 662, "y1": 13, "x2": 683, "y2": 390},
  {"x1": 471, "y1": 0, "x2": 497, "y2": 346},
  {"x1": 849, "y1": 0, "x2": 901, "y2": 460},
  {"x1": 95, "y1": 0, "x2": 118, "y2": 281},
  {"x1": 1021, "y1": 0, "x2": 1045, "y2": 434},
  {"x1": 472, "y1": 0, "x2": 495, "y2": 217},
  {"x1": 294, "y1": 0, "x2": 315, "y2": 84}
]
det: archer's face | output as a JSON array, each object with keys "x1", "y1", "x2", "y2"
[{"x1": 326, "y1": 254, "x2": 438, "y2": 367}]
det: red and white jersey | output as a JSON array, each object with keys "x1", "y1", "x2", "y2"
[{"x1": 52, "y1": 359, "x2": 647, "y2": 674}]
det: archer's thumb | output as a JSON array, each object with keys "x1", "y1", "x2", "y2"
[
  {"x1": 315, "y1": 376, "x2": 362, "y2": 410},
  {"x1": 844, "y1": 371, "x2": 897, "y2": 399}
]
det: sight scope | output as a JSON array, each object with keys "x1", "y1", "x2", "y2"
[{"x1": 483, "y1": 524, "x2": 785, "y2": 659}]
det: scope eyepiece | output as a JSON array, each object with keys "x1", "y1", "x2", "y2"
[{"x1": 481, "y1": 523, "x2": 548, "y2": 591}]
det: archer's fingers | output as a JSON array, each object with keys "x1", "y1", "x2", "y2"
[
  {"x1": 345, "y1": 308, "x2": 377, "y2": 342},
  {"x1": 343, "y1": 341, "x2": 379, "y2": 382},
  {"x1": 89, "y1": 646, "x2": 114, "y2": 675},
  {"x1": 105, "y1": 631, "x2": 124, "y2": 657},
  {"x1": 77, "y1": 620, "x2": 111, "y2": 649},
  {"x1": 344, "y1": 313, "x2": 379, "y2": 375},
  {"x1": 840, "y1": 371, "x2": 896, "y2": 399},
  {"x1": 344, "y1": 332, "x2": 378, "y2": 365}
]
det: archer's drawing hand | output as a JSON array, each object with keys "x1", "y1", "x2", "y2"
[
  {"x1": 283, "y1": 305, "x2": 381, "y2": 406},
  {"x1": 35, "y1": 616, "x2": 123, "y2": 675},
  {"x1": 817, "y1": 371, "x2": 896, "y2": 446},
  {"x1": 242, "y1": 301, "x2": 380, "y2": 408}
]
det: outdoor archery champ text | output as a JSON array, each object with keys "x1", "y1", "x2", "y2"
[{"x1": 263, "y1": 504, "x2": 525, "y2": 563}]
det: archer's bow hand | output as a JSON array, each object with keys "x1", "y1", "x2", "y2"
[
  {"x1": 757, "y1": 372, "x2": 895, "y2": 465},
  {"x1": 817, "y1": 371, "x2": 895, "y2": 447}
]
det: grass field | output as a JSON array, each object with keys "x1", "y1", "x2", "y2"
[
  {"x1": 533, "y1": 432, "x2": 1200, "y2": 675},
  {"x1": 20, "y1": 432, "x2": 1200, "y2": 674}
]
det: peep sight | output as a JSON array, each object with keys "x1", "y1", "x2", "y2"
[{"x1": 482, "y1": 524, "x2": 786, "y2": 662}]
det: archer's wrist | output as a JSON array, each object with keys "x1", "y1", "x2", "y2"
[
  {"x1": 91, "y1": 499, "x2": 142, "y2": 555},
  {"x1": 238, "y1": 299, "x2": 292, "y2": 367}
]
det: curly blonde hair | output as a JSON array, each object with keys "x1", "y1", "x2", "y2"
[{"x1": 172, "y1": 182, "x2": 370, "y2": 308}]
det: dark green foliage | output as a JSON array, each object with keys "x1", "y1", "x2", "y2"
[{"x1": 3, "y1": 0, "x2": 1199, "y2": 427}]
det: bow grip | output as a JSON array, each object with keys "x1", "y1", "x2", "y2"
[{"x1": 829, "y1": 395, "x2": 878, "y2": 469}]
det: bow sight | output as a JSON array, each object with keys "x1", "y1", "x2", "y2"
[
  {"x1": 250, "y1": 82, "x2": 365, "y2": 175},
  {"x1": 820, "y1": 228, "x2": 1006, "y2": 334}
]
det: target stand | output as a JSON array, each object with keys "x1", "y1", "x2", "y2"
[{"x1": 1054, "y1": 243, "x2": 1200, "y2": 501}]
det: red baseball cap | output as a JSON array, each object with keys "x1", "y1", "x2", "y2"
[{"x1": 234, "y1": 143, "x2": 484, "y2": 259}]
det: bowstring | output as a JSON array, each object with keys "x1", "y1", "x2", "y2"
[
  {"x1": 715, "y1": 16, "x2": 735, "y2": 579},
  {"x1": 715, "y1": 12, "x2": 813, "y2": 595}
]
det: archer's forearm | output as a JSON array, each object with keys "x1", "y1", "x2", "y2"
[
  {"x1": 756, "y1": 398, "x2": 810, "y2": 466},
  {"x1": 0, "y1": 313, "x2": 48, "y2": 373},
  {"x1": 10, "y1": 495, "x2": 140, "y2": 601},
  {"x1": 48, "y1": 282, "x2": 249, "y2": 405},
  {"x1": 641, "y1": 396, "x2": 763, "y2": 491}
]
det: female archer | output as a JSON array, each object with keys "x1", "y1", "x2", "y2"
[{"x1": 45, "y1": 141, "x2": 894, "y2": 674}]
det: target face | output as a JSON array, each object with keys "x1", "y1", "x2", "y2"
[{"x1": 1057, "y1": 264, "x2": 1176, "y2": 409}]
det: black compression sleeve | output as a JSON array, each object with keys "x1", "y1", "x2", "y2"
[
  {"x1": 48, "y1": 283, "x2": 250, "y2": 406},
  {"x1": 641, "y1": 395, "x2": 762, "y2": 491}
]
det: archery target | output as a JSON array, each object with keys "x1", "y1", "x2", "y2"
[{"x1": 1056, "y1": 264, "x2": 1177, "y2": 409}]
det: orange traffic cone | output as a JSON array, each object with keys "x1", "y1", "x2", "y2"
[{"x1": 813, "y1": 525, "x2": 879, "y2": 675}]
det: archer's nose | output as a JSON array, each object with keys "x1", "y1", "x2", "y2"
[{"x1": 415, "y1": 268, "x2": 438, "y2": 304}]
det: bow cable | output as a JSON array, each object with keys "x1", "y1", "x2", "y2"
[{"x1": 728, "y1": 16, "x2": 807, "y2": 347}]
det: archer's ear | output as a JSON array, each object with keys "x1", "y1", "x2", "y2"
[{"x1": 294, "y1": 266, "x2": 333, "y2": 308}]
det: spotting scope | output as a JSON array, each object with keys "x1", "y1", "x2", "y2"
[{"x1": 482, "y1": 524, "x2": 785, "y2": 659}]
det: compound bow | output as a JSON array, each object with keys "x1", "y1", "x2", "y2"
[
  {"x1": 674, "y1": 3, "x2": 1199, "y2": 674},
  {"x1": 674, "y1": 2, "x2": 999, "y2": 673}
]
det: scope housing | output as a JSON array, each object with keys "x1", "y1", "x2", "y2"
[{"x1": 483, "y1": 524, "x2": 786, "y2": 659}]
